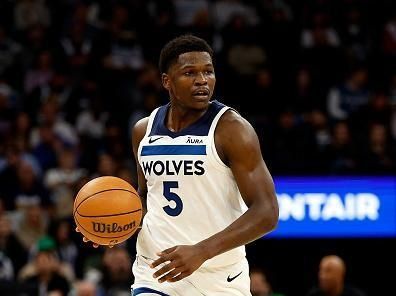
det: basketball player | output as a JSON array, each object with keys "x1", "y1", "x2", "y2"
[{"x1": 129, "y1": 34, "x2": 279, "y2": 295}]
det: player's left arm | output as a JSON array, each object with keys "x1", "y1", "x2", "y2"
[
  {"x1": 151, "y1": 110, "x2": 279, "y2": 282},
  {"x1": 200, "y1": 110, "x2": 279, "y2": 252}
]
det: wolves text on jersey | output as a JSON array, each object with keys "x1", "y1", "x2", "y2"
[{"x1": 142, "y1": 160, "x2": 205, "y2": 176}]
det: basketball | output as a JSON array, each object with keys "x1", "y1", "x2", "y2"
[{"x1": 73, "y1": 176, "x2": 142, "y2": 246}]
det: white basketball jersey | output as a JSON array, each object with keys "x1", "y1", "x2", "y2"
[{"x1": 136, "y1": 100, "x2": 248, "y2": 268}]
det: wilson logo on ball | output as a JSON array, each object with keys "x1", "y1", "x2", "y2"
[{"x1": 92, "y1": 221, "x2": 136, "y2": 233}]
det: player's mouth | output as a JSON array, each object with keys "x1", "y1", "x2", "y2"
[{"x1": 192, "y1": 88, "x2": 210, "y2": 100}]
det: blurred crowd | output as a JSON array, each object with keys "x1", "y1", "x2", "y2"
[{"x1": 0, "y1": 0, "x2": 395, "y2": 295}]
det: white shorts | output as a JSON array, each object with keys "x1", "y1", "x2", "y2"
[{"x1": 131, "y1": 255, "x2": 251, "y2": 296}]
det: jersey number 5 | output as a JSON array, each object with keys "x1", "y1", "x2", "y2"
[{"x1": 163, "y1": 181, "x2": 183, "y2": 216}]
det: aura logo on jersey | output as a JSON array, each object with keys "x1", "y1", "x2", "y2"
[
  {"x1": 186, "y1": 137, "x2": 203, "y2": 144},
  {"x1": 142, "y1": 160, "x2": 205, "y2": 176},
  {"x1": 267, "y1": 177, "x2": 396, "y2": 238},
  {"x1": 92, "y1": 221, "x2": 136, "y2": 233}
]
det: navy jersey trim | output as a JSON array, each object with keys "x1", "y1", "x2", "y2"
[
  {"x1": 133, "y1": 287, "x2": 170, "y2": 296},
  {"x1": 141, "y1": 145, "x2": 206, "y2": 156},
  {"x1": 149, "y1": 100, "x2": 226, "y2": 137}
]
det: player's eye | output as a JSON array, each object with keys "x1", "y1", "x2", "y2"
[
  {"x1": 205, "y1": 70, "x2": 214, "y2": 75},
  {"x1": 184, "y1": 71, "x2": 193, "y2": 76}
]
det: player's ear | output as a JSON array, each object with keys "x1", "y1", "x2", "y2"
[{"x1": 162, "y1": 73, "x2": 170, "y2": 91}]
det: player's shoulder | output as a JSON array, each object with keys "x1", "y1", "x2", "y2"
[
  {"x1": 214, "y1": 107, "x2": 260, "y2": 163},
  {"x1": 134, "y1": 116, "x2": 149, "y2": 131},
  {"x1": 216, "y1": 108, "x2": 254, "y2": 136},
  {"x1": 219, "y1": 108, "x2": 246, "y2": 123},
  {"x1": 132, "y1": 116, "x2": 149, "y2": 145}
]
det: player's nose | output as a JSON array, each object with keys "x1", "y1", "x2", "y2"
[{"x1": 194, "y1": 72, "x2": 208, "y2": 85}]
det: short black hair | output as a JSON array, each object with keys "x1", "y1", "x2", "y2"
[{"x1": 159, "y1": 34, "x2": 213, "y2": 74}]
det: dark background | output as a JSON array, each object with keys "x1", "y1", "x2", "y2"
[{"x1": 247, "y1": 237, "x2": 396, "y2": 295}]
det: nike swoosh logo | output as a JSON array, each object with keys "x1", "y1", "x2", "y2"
[
  {"x1": 227, "y1": 271, "x2": 242, "y2": 282},
  {"x1": 149, "y1": 136, "x2": 164, "y2": 144}
]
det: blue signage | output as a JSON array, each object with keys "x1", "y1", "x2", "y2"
[{"x1": 267, "y1": 176, "x2": 396, "y2": 238}]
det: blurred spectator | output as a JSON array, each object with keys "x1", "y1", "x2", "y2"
[
  {"x1": 307, "y1": 110, "x2": 331, "y2": 154},
  {"x1": 0, "y1": 144, "x2": 24, "y2": 210},
  {"x1": 19, "y1": 24, "x2": 50, "y2": 71},
  {"x1": 94, "y1": 153, "x2": 118, "y2": 178},
  {"x1": 358, "y1": 123, "x2": 396, "y2": 174},
  {"x1": 0, "y1": 214, "x2": 28, "y2": 275},
  {"x1": 14, "y1": 0, "x2": 51, "y2": 32},
  {"x1": 292, "y1": 66, "x2": 320, "y2": 113},
  {"x1": 44, "y1": 148, "x2": 87, "y2": 218},
  {"x1": 76, "y1": 98, "x2": 109, "y2": 141},
  {"x1": 226, "y1": 17, "x2": 266, "y2": 77},
  {"x1": 100, "y1": 5, "x2": 144, "y2": 72},
  {"x1": 19, "y1": 236, "x2": 71, "y2": 296},
  {"x1": 173, "y1": 0, "x2": 209, "y2": 28},
  {"x1": 305, "y1": 255, "x2": 366, "y2": 296},
  {"x1": 132, "y1": 63, "x2": 164, "y2": 106},
  {"x1": 68, "y1": 280, "x2": 97, "y2": 296},
  {"x1": 321, "y1": 121, "x2": 357, "y2": 174},
  {"x1": 300, "y1": 10, "x2": 344, "y2": 95},
  {"x1": 0, "y1": 25, "x2": 22, "y2": 76},
  {"x1": 15, "y1": 204, "x2": 48, "y2": 251},
  {"x1": 25, "y1": 71, "x2": 74, "y2": 124},
  {"x1": 221, "y1": 13, "x2": 266, "y2": 107},
  {"x1": 0, "y1": 148, "x2": 48, "y2": 210},
  {"x1": 248, "y1": 67, "x2": 277, "y2": 117},
  {"x1": 326, "y1": 65, "x2": 369, "y2": 121},
  {"x1": 0, "y1": 80, "x2": 17, "y2": 145},
  {"x1": 188, "y1": 7, "x2": 215, "y2": 47},
  {"x1": 24, "y1": 50, "x2": 54, "y2": 94},
  {"x1": 31, "y1": 123, "x2": 61, "y2": 171},
  {"x1": 48, "y1": 218, "x2": 79, "y2": 273},
  {"x1": 338, "y1": 5, "x2": 369, "y2": 62},
  {"x1": 97, "y1": 246, "x2": 133, "y2": 296},
  {"x1": 212, "y1": 0, "x2": 260, "y2": 31},
  {"x1": 0, "y1": 76, "x2": 18, "y2": 101},
  {"x1": 102, "y1": 121, "x2": 128, "y2": 163},
  {"x1": 12, "y1": 112, "x2": 33, "y2": 154},
  {"x1": 13, "y1": 160, "x2": 50, "y2": 211},
  {"x1": 55, "y1": 21, "x2": 93, "y2": 77},
  {"x1": 382, "y1": 12, "x2": 396, "y2": 57},
  {"x1": 270, "y1": 110, "x2": 317, "y2": 174},
  {"x1": 257, "y1": 0, "x2": 293, "y2": 24},
  {"x1": 30, "y1": 100, "x2": 78, "y2": 149},
  {"x1": 0, "y1": 250, "x2": 14, "y2": 281},
  {"x1": 353, "y1": 91, "x2": 392, "y2": 128},
  {"x1": 116, "y1": 166, "x2": 137, "y2": 189},
  {"x1": 250, "y1": 266, "x2": 285, "y2": 296},
  {"x1": 301, "y1": 12, "x2": 340, "y2": 49},
  {"x1": 140, "y1": 0, "x2": 177, "y2": 63}
]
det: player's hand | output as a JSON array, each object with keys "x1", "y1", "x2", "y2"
[
  {"x1": 75, "y1": 227, "x2": 100, "y2": 248},
  {"x1": 150, "y1": 244, "x2": 208, "y2": 283}
]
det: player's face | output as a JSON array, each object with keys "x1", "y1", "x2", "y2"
[{"x1": 162, "y1": 51, "x2": 216, "y2": 110}]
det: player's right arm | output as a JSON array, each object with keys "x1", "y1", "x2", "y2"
[
  {"x1": 131, "y1": 117, "x2": 149, "y2": 216},
  {"x1": 76, "y1": 117, "x2": 149, "y2": 247}
]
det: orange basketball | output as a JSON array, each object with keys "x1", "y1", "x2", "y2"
[{"x1": 73, "y1": 176, "x2": 142, "y2": 246}]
